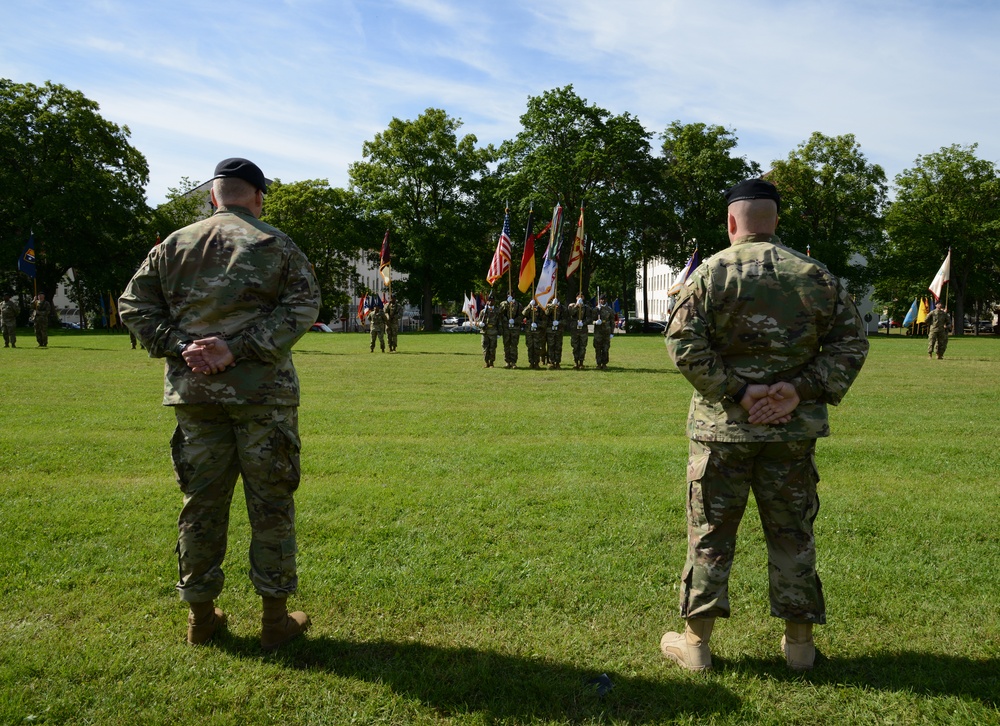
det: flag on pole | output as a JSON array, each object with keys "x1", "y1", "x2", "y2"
[
  {"x1": 928, "y1": 249, "x2": 951, "y2": 302},
  {"x1": 667, "y1": 247, "x2": 700, "y2": 295},
  {"x1": 902, "y1": 298, "x2": 919, "y2": 327},
  {"x1": 566, "y1": 204, "x2": 585, "y2": 279},
  {"x1": 18, "y1": 234, "x2": 37, "y2": 278},
  {"x1": 487, "y1": 211, "x2": 512, "y2": 285},
  {"x1": 108, "y1": 293, "x2": 119, "y2": 329},
  {"x1": 518, "y1": 208, "x2": 536, "y2": 293},
  {"x1": 917, "y1": 298, "x2": 930, "y2": 324},
  {"x1": 533, "y1": 203, "x2": 563, "y2": 306},
  {"x1": 356, "y1": 293, "x2": 368, "y2": 321},
  {"x1": 378, "y1": 230, "x2": 391, "y2": 286}
]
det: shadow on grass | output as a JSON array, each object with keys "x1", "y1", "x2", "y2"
[
  {"x1": 215, "y1": 634, "x2": 740, "y2": 723},
  {"x1": 729, "y1": 651, "x2": 998, "y2": 708}
]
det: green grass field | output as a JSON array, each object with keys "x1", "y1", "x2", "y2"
[{"x1": 1, "y1": 329, "x2": 998, "y2": 725}]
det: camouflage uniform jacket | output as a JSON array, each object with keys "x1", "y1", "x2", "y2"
[
  {"x1": 545, "y1": 301, "x2": 565, "y2": 330},
  {"x1": 31, "y1": 299, "x2": 51, "y2": 323},
  {"x1": 666, "y1": 233, "x2": 868, "y2": 442},
  {"x1": 524, "y1": 302, "x2": 547, "y2": 331},
  {"x1": 567, "y1": 301, "x2": 592, "y2": 329},
  {"x1": 477, "y1": 305, "x2": 502, "y2": 334},
  {"x1": 926, "y1": 307, "x2": 949, "y2": 334},
  {"x1": 119, "y1": 204, "x2": 321, "y2": 407},
  {"x1": 498, "y1": 299, "x2": 522, "y2": 329},
  {"x1": 385, "y1": 302, "x2": 401, "y2": 327},
  {"x1": 368, "y1": 309, "x2": 388, "y2": 332},
  {"x1": 0, "y1": 299, "x2": 18, "y2": 325},
  {"x1": 592, "y1": 304, "x2": 614, "y2": 338}
]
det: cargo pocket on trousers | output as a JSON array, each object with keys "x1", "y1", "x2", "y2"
[
  {"x1": 268, "y1": 425, "x2": 301, "y2": 494},
  {"x1": 686, "y1": 452, "x2": 711, "y2": 529},
  {"x1": 169, "y1": 425, "x2": 191, "y2": 493}
]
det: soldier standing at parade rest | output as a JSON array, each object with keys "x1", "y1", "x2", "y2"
[
  {"x1": 566, "y1": 292, "x2": 592, "y2": 369},
  {"x1": 385, "y1": 295, "x2": 402, "y2": 352},
  {"x1": 661, "y1": 178, "x2": 868, "y2": 672},
  {"x1": 926, "y1": 304, "x2": 950, "y2": 359},
  {"x1": 498, "y1": 292, "x2": 522, "y2": 368},
  {"x1": 120, "y1": 158, "x2": 321, "y2": 649},
  {"x1": 1, "y1": 293, "x2": 18, "y2": 348},
  {"x1": 368, "y1": 303, "x2": 388, "y2": 353},
  {"x1": 477, "y1": 294, "x2": 502, "y2": 368},
  {"x1": 544, "y1": 296, "x2": 566, "y2": 369},
  {"x1": 592, "y1": 294, "x2": 615, "y2": 370},
  {"x1": 31, "y1": 293, "x2": 51, "y2": 347},
  {"x1": 524, "y1": 299, "x2": 547, "y2": 369}
]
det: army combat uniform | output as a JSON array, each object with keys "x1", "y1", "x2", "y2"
[
  {"x1": 524, "y1": 301, "x2": 547, "y2": 369},
  {"x1": 368, "y1": 308, "x2": 388, "y2": 352},
  {"x1": 544, "y1": 299, "x2": 566, "y2": 369},
  {"x1": 666, "y1": 233, "x2": 868, "y2": 625},
  {"x1": 926, "y1": 307, "x2": 949, "y2": 359},
  {"x1": 119, "y1": 203, "x2": 321, "y2": 605},
  {"x1": 566, "y1": 298, "x2": 592, "y2": 369},
  {"x1": 32, "y1": 298, "x2": 51, "y2": 347},
  {"x1": 477, "y1": 302, "x2": 502, "y2": 367},
  {"x1": 385, "y1": 299, "x2": 401, "y2": 352},
  {"x1": 498, "y1": 296, "x2": 522, "y2": 368},
  {"x1": 1, "y1": 297, "x2": 18, "y2": 347},
  {"x1": 592, "y1": 300, "x2": 615, "y2": 369}
]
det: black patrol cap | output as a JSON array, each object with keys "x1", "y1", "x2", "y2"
[
  {"x1": 724, "y1": 178, "x2": 781, "y2": 212},
  {"x1": 213, "y1": 158, "x2": 270, "y2": 194}
]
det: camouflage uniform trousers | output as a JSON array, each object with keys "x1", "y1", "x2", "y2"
[
  {"x1": 928, "y1": 330, "x2": 948, "y2": 357},
  {"x1": 526, "y1": 329, "x2": 544, "y2": 367},
  {"x1": 546, "y1": 327, "x2": 564, "y2": 365},
  {"x1": 170, "y1": 403, "x2": 301, "y2": 603},
  {"x1": 593, "y1": 334, "x2": 611, "y2": 367},
  {"x1": 681, "y1": 438, "x2": 825, "y2": 624},
  {"x1": 387, "y1": 324, "x2": 398, "y2": 352},
  {"x1": 370, "y1": 328, "x2": 385, "y2": 352},
  {"x1": 570, "y1": 325, "x2": 588, "y2": 365},
  {"x1": 481, "y1": 332, "x2": 499, "y2": 365},
  {"x1": 1, "y1": 322, "x2": 15, "y2": 347},
  {"x1": 501, "y1": 324, "x2": 520, "y2": 366},
  {"x1": 34, "y1": 319, "x2": 48, "y2": 347}
]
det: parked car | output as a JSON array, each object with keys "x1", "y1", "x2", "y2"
[
  {"x1": 309, "y1": 322, "x2": 334, "y2": 333},
  {"x1": 877, "y1": 319, "x2": 900, "y2": 329},
  {"x1": 443, "y1": 316, "x2": 468, "y2": 326},
  {"x1": 60, "y1": 321, "x2": 81, "y2": 329},
  {"x1": 448, "y1": 322, "x2": 480, "y2": 333},
  {"x1": 627, "y1": 319, "x2": 667, "y2": 334}
]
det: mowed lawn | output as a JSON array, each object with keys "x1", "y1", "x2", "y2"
[{"x1": 1, "y1": 328, "x2": 997, "y2": 725}]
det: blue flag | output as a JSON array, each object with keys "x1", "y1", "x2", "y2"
[
  {"x1": 18, "y1": 234, "x2": 37, "y2": 278},
  {"x1": 902, "y1": 298, "x2": 919, "y2": 327}
]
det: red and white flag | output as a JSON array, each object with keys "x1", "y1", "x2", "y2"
[
  {"x1": 928, "y1": 249, "x2": 951, "y2": 302},
  {"x1": 486, "y1": 211, "x2": 512, "y2": 285}
]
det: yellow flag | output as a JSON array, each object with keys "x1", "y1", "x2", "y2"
[{"x1": 917, "y1": 298, "x2": 929, "y2": 324}]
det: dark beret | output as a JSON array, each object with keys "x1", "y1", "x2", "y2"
[
  {"x1": 213, "y1": 158, "x2": 270, "y2": 194},
  {"x1": 724, "y1": 178, "x2": 781, "y2": 211}
]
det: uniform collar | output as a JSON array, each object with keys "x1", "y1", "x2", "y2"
[
  {"x1": 733, "y1": 233, "x2": 777, "y2": 246},
  {"x1": 214, "y1": 204, "x2": 255, "y2": 218}
]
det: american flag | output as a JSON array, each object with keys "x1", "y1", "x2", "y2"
[{"x1": 486, "y1": 210, "x2": 512, "y2": 285}]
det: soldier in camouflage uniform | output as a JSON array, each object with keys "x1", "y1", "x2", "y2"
[
  {"x1": 31, "y1": 293, "x2": 51, "y2": 347},
  {"x1": 926, "y1": 304, "x2": 949, "y2": 359},
  {"x1": 368, "y1": 304, "x2": 388, "y2": 352},
  {"x1": 661, "y1": 179, "x2": 868, "y2": 673},
  {"x1": 544, "y1": 297, "x2": 566, "y2": 369},
  {"x1": 385, "y1": 295, "x2": 402, "y2": 352},
  {"x1": 524, "y1": 299, "x2": 547, "y2": 369},
  {"x1": 591, "y1": 294, "x2": 615, "y2": 370},
  {"x1": 119, "y1": 158, "x2": 321, "y2": 650},
  {"x1": 566, "y1": 293, "x2": 592, "y2": 369},
  {"x1": 1, "y1": 293, "x2": 18, "y2": 348},
  {"x1": 477, "y1": 295, "x2": 502, "y2": 368},
  {"x1": 498, "y1": 293, "x2": 522, "y2": 368}
]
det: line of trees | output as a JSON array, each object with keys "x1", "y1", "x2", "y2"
[{"x1": 3, "y1": 79, "x2": 998, "y2": 331}]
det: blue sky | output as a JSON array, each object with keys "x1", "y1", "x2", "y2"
[{"x1": 4, "y1": 0, "x2": 999, "y2": 205}]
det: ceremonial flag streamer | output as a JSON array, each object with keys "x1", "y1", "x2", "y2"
[
  {"x1": 487, "y1": 211, "x2": 512, "y2": 285},
  {"x1": 378, "y1": 230, "x2": 392, "y2": 286},
  {"x1": 928, "y1": 249, "x2": 951, "y2": 302},
  {"x1": 667, "y1": 247, "x2": 700, "y2": 296},
  {"x1": 533, "y1": 203, "x2": 563, "y2": 306},
  {"x1": 566, "y1": 205, "x2": 584, "y2": 279}
]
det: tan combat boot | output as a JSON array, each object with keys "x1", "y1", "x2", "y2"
[
  {"x1": 781, "y1": 621, "x2": 815, "y2": 671},
  {"x1": 187, "y1": 600, "x2": 226, "y2": 645},
  {"x1": 261, "y1": 596, "x2": 311, "y2": 651},
  {"x1": 660, "y1": 618, "x2": 715, "y2": 671}
]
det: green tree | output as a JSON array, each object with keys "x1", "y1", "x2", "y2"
[
  {"x1": 261, "y1": 179, "x2": 374, "y2": 323},
  {"x1": 0, "y1": 79, "x2": 149, "y2": 305},
  {"x1": 767, "y1": 132, "x2": 887, "y2": 298},
  {"x1": 149, "y1": 177, "x2": 209, "y2": 242},
  {"x1": 497, "y1": 85, "x2": 654, "y2": 302},
  {"x1": 349, "y1": 108, "x2": 493, "y2": 328},
  {"x1": 877, "y1": 144, "x2": 1000, "y2": 333}
]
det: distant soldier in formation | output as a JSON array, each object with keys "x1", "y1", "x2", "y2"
[
  {"x1": 385, "y1": 295, "x2": 402, "y2": 352},
  {"x1": 31, "y1": 293, "x2": 51, "y2": 348},
  {"x1": 926, "y1": 304, "x2": 949, "y2": 359},
  {"x1": 1, "y1": 292, "x2": 18, "y2": 348},
  {"x1": 477, "y1": 295, "x2": 502, "y2": 368},
  {"x1": 368, "y1": 304, "x2": 388, "y2": 353},
  {"x1": 498, "y1": 293, "x2": 522, "y2": 368},
  {"x1": 524, "y1": 299, "x2": 547, "y2": 369},
  {"x1": 566, "y1": 293, "x2": 592, "y2": 369},
  {"x1": 592, "y1": 294, "x2": 615, "y2": 370},
  {"x1": 545, "y1": 297, "x2": 566, "y2": 369}
]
